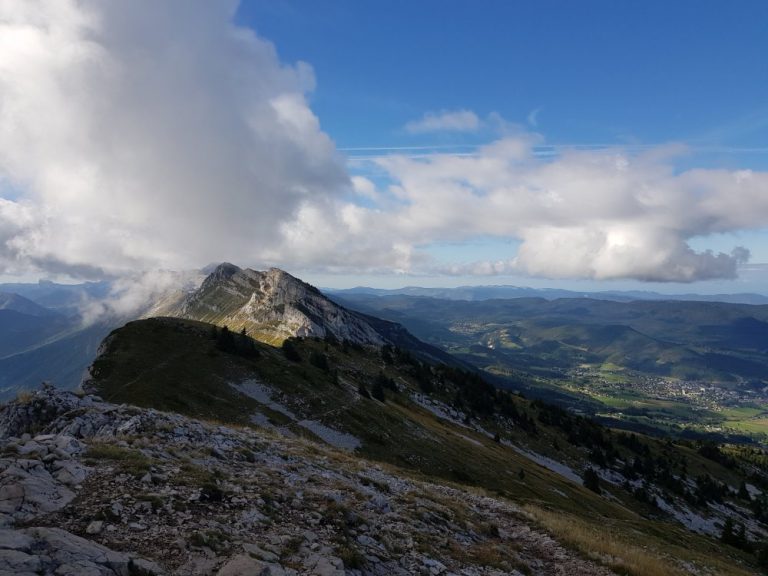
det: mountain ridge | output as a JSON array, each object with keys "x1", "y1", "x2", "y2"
[
  {"x1": 146, "y1": 263, "x2": 464, "y2": 370},
  {"x1": 328, "y1": 284, "x2": 768, "y2": 305},
  {"x1": 150, "y1": 263, "x2": 387, "y2": 347},
  {"x1": 0, "y1": 291, "x2": 58, "y2": 317}
]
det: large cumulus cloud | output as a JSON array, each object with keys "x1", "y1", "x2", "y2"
[
  {"x1": 283, "y1": 139, "x2": 764, "y2": 282},
  {"x1": 0, "y1": 0, "x2": 347, "y2": 279}
]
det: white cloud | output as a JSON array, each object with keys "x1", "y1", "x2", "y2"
[
  {"x1": 405, "y1": 109, "x2": 481, "y2": 134},
  {"x1": 0, "y1": 0, "x2": 347, "y2": 279},
  {"x1": 527, "y1": 107, "x2": 542, "y2": 127},
  {"x1": 275, "y1": 138, "x2": 767, "y2": 283},
  {"x1": 0, "y1": 2, "x2": 765, "y2": 286},
  {"x1": 78, "y1": 268, "x2": 204, "y2": 326},
  {"x1": 350, "y1": 176, "x2": 378, "y2": 199}
]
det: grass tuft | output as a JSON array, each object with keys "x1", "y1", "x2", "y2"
[
  {"x1": 85, "y1": 442, "x2": 153, "y2": 477},
  {"x1": 525, "y1": 505, "x2": 686, "y2": 576}
]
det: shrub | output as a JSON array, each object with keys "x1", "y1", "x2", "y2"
[
  {"x1": 85, "y1": 443, "x2": 152, "y2": 477},
  {"x1": 15, "y1": 390, "x2": 34, "y2": 404},
  {"x1": 309, "y1": 351, "x2": 329, "y2": 371},
  {"x1": 282, "y1": 339, "x2": 302, "y2": 362}
]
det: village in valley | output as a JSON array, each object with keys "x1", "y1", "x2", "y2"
[{"x1": 566, "y1": 365, "x2": 768, "y2": 440}]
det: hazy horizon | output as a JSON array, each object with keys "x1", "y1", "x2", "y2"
[{"x1": 5, "y1": 262, "x2": 768, "y2": 298}]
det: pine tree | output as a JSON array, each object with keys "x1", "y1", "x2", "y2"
[
  {"x1": 738, "y1": 481, "x2": 751, "y2": 501},
  {"x1": 282, "y1": 339, "x2": 301, "y2": 362},
  {"x1": 721, "y1": 517, "x2": 735, "y2": 546},
  {"x1": 757, "y1": 542, "x2": 768, "y2": 569},
  {"x1": 583, "y1": 467, "x2": 601, "y2": 494},
  {"x1": 371, "y1": 378, "x2": 386, "y2": 402},
  {"x1": 309, "y1": 350, "x2": 329, "y2": 371},
  {"x1": 735, "y1": 522, "x2": 748, "y2": 550},
  {"x1": 216, "y1": 326, "x2": 236, "y2": 353}
]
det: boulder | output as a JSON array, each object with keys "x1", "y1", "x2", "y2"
[{"x1": 216, "y1": 554, "x2": 284, "y2": 576}]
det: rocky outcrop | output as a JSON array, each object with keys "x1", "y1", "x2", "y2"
[
  {"x1": 0, "y1": 386, "x2": 617, "y2": 576},
  {"x1": 0, "y1": 527, "x2": 164, "y2": 576},
  {"x1": 0, "y1": 387, "x2": 163, "y2": 574},
  {"x1": 150, "y1": 264, "x2": 386, "y2": 346},
  {"x1": 0, "y1": 383, "x2": 84, "y2": 439}
]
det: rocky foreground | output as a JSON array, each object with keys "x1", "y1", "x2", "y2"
[{"x1": 0, "y1": 386, "x2": 616, "y2": 576}]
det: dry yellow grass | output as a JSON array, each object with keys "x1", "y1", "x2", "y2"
[
  {"x1": 524, "y1": 505, "x2": 686, "y2": 576},
  {"x1": 15, "y1": 390, "x2": 34, "y2": 404}
]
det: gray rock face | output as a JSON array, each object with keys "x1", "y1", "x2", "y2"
[
  {"x1": 149, "y1": 264, "x2": 386, "y2": 346},
  {"x1": 0, "y1": 383, "x2": 83, "y2": 438},
  {"x1": 215, "y1": 554, "x2": 276, "y2": 576},
  {"x1": 0, "y1": 389, "x2": 162, "y2": 575},
  {"x1": 0, "y1": 428, "x2": 88, "y2": 527},
  {"x1": 0, "y1": 527, "x2": 164, "y2": 575},
  {"x1": 0, "y1": 457, "x2": 77, "y2": 522},
  {"x1": 0, "y1": 386, "x2": 618, "y2": 576}
]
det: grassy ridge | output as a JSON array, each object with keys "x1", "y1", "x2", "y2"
[{"x1": 87, "y1": 317, "x2": 765, "y2": 575}]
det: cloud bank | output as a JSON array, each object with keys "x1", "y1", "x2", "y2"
[
  {"x1": 0, "y1": 5, "x2": 765, "y2": 285},
  {"x1": 280, "y1": 139, "x2": 765, "y2": 283},
  {"x1": 0, "y1": 0, "x2": 347, "y2": 279}
]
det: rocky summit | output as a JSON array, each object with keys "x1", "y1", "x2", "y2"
[
  {"x1": 0, "y1": 385, "x2": 616, "y2": 576},
  {"x1": 148, "y1": 264, "x2": 386, "y2": 347}
]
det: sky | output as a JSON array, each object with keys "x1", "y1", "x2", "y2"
[{"x1": 0, "y1": 0, "x2": 767, "y2": 293}]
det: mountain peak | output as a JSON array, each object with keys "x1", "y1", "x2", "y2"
[
  {"x1": 0, "y1": 291, "x2": 56, "y2": 317},
  {"x1": 208, "y1": 262, "x2": 242, "y2": 280},
  {"x1": 153, "y1": 264, "x2": 384, "y2": 346}
]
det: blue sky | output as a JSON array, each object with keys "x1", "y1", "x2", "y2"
[
  {"x1": 238, "y1": 1, "x2": 768, "y2": 155},
  {"x1": 1, "y1": 1, "x2": 767, "y2": 294},
  {"x1": 233, "y1": 0, "x2": 768, "y2": 291}
]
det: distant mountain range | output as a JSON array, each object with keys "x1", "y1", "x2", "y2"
[
  {"x1": 328, "y1": 284, "x2": 768, "y2": 305},
  {"x1": 0, "y1": 291, "x2": 58, "y2": 317},
  {"x1": 0, "y1": 279, "x2": 110, "y2": 315},
  {"x1": 0, "y1": 264, "x2": 464, "y2": 399},
  {"x1": 0, "y1": 283, "x2": 115, "y2": 399}
]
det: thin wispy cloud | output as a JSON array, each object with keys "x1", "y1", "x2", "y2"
[
  {"x1": 527, "y1": 107, "x2": 542, "y2": 127},
  {"x1": 339, "y1": 145, "x2": 478, "y2": 152},
  {"x1": 693, "y1": 108, "x2": 768, "y2": 146},
  {"x1": 344, "y1": 143, "x2": 660, "y2": 162},
  {"x1": 404, "y1": 110, "x2": 481, "y2": 134},
  {"x1": 343, "y1": 142, "x2": 768, "y2": 162}
]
